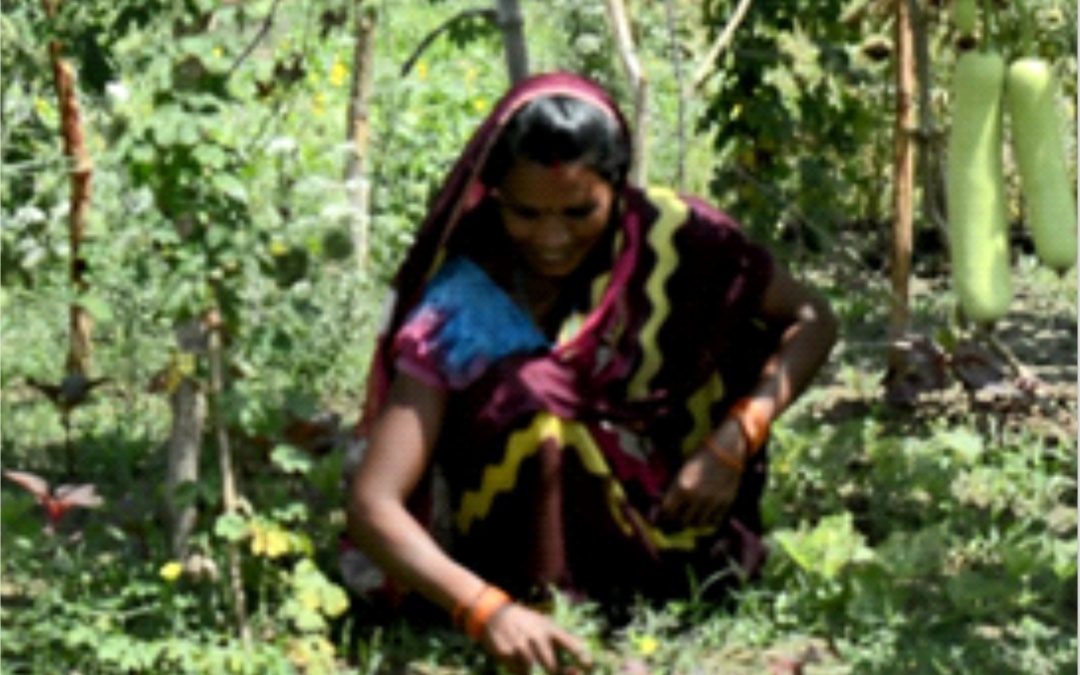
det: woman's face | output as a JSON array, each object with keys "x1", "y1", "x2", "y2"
[{"x1": 494, "y1": 159, "x2": 616, "y2": 279}]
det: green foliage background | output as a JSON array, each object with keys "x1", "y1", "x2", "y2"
[{"x1": 1, "y1": 1, "x2": 1076, "y2": 673}]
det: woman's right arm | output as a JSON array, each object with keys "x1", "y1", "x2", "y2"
[{"x1": 346, "y1": 371, "x2": 590, "y2": 675}]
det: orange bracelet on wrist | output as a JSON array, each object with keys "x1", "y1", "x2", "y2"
[
  {"x1": 704, "y1": 434, "x2": 745, "y2": 472},
  {"x1": 727, "y1": 397, "x2": 771, "y2": 457},
  {"x1": 454, "y1": 584, "x2": 512, "y2": 641}
]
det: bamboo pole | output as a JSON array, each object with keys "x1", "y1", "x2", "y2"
[{"x1": 889, "y1": 0, "x2": 916, "y2": 371}]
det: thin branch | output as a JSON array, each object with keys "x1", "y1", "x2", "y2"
[
  {"x1": 226, "y1": 0, "x2": 283, "y2": 79},
  {"x1": 604, "y1": 0, "x2": 649, "y2": 186},
  {"x1": 206, "y1": 308, "x2": 251, "y2": 646},
  {"x1": 400, "y1": 7, "x2": 497, "y2": 77},
  {"x1": 692, "y1": 0, "x2": 754, "y2": 90}
]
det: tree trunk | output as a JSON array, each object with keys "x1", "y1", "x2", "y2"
[
  {"x1": 165, "y1": 319, "x2": 208, "y2": 558},
  {"x1": 345, "y1": 1, "x2": 377, "y2": 267},
  {"x1": 42, "y1": 0, "x2": 94, "y2": 377},
  {"x1": 495, "y1": 0, "x2": 529, "y2": 84},
  {"x1": 888, "y1": 0, "x2": 916, "y2": 370}
]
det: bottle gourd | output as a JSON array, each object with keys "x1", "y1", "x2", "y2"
[
  {"x1": 946, "y1": 51, "x2": 1012, "y2": 322},
  {"x1": 1005, "y1": 57, "x2": 1078, "y2": 273}
]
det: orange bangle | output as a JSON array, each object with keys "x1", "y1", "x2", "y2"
[
  {"x1": 451, "y1": 585, "x2": 484, "y2": 628},
  {"x1": 728, "y1": 397, "x2": 770, "y2": 456},
  {"x1": 704, "y1": 434, "x2": 745, "y2": 472},
  {"x1": 457, "y1": 585, "x2": 512, "y2": 641}
]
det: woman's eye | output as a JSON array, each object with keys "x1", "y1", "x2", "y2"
[{"x1": 563, "y1": 205, "x2": 596, "y2": 219}]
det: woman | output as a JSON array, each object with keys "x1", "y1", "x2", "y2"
[{"x1": 346, "y1": 72, "x2": 838, "y2": 675}]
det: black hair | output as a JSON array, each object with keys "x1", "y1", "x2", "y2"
[{"x1": 480, "y1": 94, "x2": 632, "y2": 189}]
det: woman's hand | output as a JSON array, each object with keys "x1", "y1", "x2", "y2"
[
  {"x1": 659, "y1": 419, "x2": 745, "y2": 527},
  {"x1": 482, "y1": 603, "x2": 592, "y2": 675}
]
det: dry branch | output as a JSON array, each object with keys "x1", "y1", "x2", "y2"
[
  {"x1": 400, "y1": 7, "x2": 497, "y2": 77},
  {"x1": 604, "y1": 0, "x2": 649, "y2": 186},
  {"x1": 692, "y1": 0, "x2": 754, "y2": 90}
]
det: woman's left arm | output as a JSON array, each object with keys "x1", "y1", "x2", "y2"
[
  {"x1": 739, "y1": 263, "x2": 840, "y2": 424},
  {"x1": 660, "y1": 264, "x2": 838, "y2": 526}
]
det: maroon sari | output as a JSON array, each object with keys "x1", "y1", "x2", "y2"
[{"x1": 356, "y1": 72, "x2": 778, "y2": 606}]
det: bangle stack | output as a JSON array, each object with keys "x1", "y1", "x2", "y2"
[
  {"x1": 728, "y1": 397, "x2": 770, "y2": 456},
  {"x1": 452, "y1": 584, "x2": 512, "y2": 641},
  {"x1": 705, "y1": 397, "x2": 771, "y2": 472}
]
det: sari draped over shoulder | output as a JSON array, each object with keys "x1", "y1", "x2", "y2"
[{"x1": 354, "y1": 73, "x2": 779, "y2": 605}]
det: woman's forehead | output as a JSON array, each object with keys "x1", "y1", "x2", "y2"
[{"x1": 498, "y1": 160, "x2": 610, "y2": 203}]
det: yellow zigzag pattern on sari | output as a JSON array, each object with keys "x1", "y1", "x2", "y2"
[
  {"x1": 455, "y1": 412, "x2": 715, "y2": 550},
  {"x1": 627, "y1": 187, "x2": 686, "y2": 400},
  {"x1": 680, "y1": 372, "x2": 725, "y2": 457}
]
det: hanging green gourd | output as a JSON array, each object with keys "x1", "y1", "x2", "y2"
[
  {"x1": 953, "y1": 0, "x2": 978, "y2": 36},
  {"x1": 1005, "y1": 57, "x2": 1078, "y2": 273},
  {"x1": 946, "y1": 50, "x2": 1012, "y2": 322}
]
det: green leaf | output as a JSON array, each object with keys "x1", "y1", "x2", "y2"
[
  {"x1": 773, "y1": 512, "x2": 875, "y2": 580},
  {"x1": 270, "y1": 444, "x2": 313, "y2": 475},
  {"x1": 214, "y1": 512, "x2": 248, "y2": 542},
  {"x1": 933, "y1": 427, "x2": 984, "y2": 464},
  {"x1": 320, "y1": 582, "x2": 349, "y2": 618},
  {"x1": 211, "y1": 173, "x2": 248, "y2": 204},
  {"x1": 78, "y1": 293, "x2": 114, "y2": 324}
]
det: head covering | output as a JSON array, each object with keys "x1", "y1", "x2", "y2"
[{"x1": 358, "y1": 73, "x2": 633, "y2": 434}]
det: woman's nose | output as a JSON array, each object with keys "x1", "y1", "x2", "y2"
[{"x1": 532, "y1": 218, "x2": 571, "y2": 247}]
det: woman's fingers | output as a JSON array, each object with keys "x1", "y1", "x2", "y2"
[
  {"x1": 551, "y1": 625, "x2": 592, "y2": 672},
  {"x1": 660, "y1": 452, "x2": 737, "y2": 527},
  {"x1": 486, "y1": 604, "x2": 592, "y2": 675}
]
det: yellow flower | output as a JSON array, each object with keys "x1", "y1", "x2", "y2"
[
  {"x1": 312, "y1": 92, "x2": 326, "y2": 117},
  {"x1": 329, "y1": 59, "x2": 349, "y2": 88},
  {"x1": 634, "y1": 634, "x2": 660, "y2": 657},
  {"x1": 160, "y1": 561, "x2": 184, "y2": 582},
  {"x1": 251, "y1": 522, "x2": 291, "y2": 559},
  {"x1": 417, "y1": 60, "x2": 428, "y2": 80},
  {"x1": 34, "y1": 97, "x2": 53, "y2": 117},
  {"x1": 473, "y1": 97, "x2": 489, "y2": 113},
  {"x1": 465, "y1": 66, "x2": 477, "y2": 83},
  {"x1": 212, "y1": 47, "x2": 224, "y2": 58}
]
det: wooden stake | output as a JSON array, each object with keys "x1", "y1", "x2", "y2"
[
  {"x1": 889, "y1": 0, "x2": 917, "y2": 371},
  {"x1": 206, "y1": 309, "x2": 251, "y2": 645},
  {"x1": 345, "y1": 1, "x2": 377, "y2": 267},
  {"x1": 42, "y1": 0, "x2": 94, "y2": 377}
]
